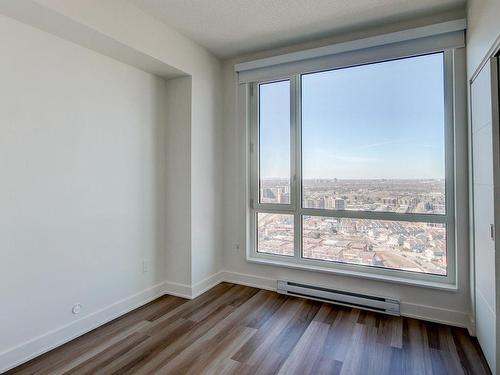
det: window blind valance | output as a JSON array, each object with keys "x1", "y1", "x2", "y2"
[{"x1": 235, "y1": 19, "x2": 466, "y2": 83}]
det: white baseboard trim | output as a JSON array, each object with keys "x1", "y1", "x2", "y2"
[
  {"x1": 191, "y1": 271, "x2": 225, "y2": 299},
  {"x1": 161, "y1": 272, "x2": 225, "y2": 300},
  {"x1": 2, "y1": 272, "x2": 229, "y2": 372},
  {"x1": 0, "y1": 281, "x2": 168, "y2": 373},
  {"x1": 221, "y1": 270, "x2": 276, "y2": 291},
  {"x1": 162, "y1": 280, "x2": 192, "y2": 299},
  {"x1": 400, "y1": 301, "x2": 470, "y2": 329},
  {"x1": 219, "y1": 270, "x2": 472, "y2": 330},
  {"x1": 467, "y1": 314, "x2": 476, "y2": 336},
  {"x1": 2, "y1": 270, "x2": 473, "y2": 372}
]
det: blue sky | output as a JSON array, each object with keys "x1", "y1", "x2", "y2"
[{"x1": 259, "y1": 52, "x2": 445, "y2": 180}]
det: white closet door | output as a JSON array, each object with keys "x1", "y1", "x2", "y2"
[{"x1": 471, "y1": 57, "x2": 499, "y2": 373}]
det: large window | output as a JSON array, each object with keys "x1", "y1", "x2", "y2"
[{"x1": 250, "y1": 52, "x2": 455, "y2": 283}]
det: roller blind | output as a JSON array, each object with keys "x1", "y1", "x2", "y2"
[{"x1": 236, "y1": 19, "x2": 465, "y2": 83}]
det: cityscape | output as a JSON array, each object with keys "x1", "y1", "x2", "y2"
[
  {"x1": 261, "y1": 178, "x2": 445, "y2": 214},
  {"x1": 257, "y1": 178, "x2": 447, "y2": 275}
]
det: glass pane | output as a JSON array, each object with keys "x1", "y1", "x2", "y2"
[
  {"x1": 302, "y1": 216, "x2": 446, "y2": 275},
  {"x1": 302, "y1": 53, "x2": 445, "y2": 214},
  {"x1": 259, "y1": 80, "x2": 291, "y2": 204},
  {"x1": 257, "y1": 213, "x2": 294, "y2": 256}
]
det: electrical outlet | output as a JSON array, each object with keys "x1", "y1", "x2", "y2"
[
  {"x1": 72, "y1": 303, "x2": 82, "y2": 315},
  {"x1": 142, "y1": 259, "x2": 150, "y2": 274}
]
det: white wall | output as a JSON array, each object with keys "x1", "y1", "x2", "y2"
[
  {"x1": 221, "y1": 14, "x2": 472, "y2": 328},
  {"x1": 466, "y1": 0, "x2": 500, "y2": 370},
  {"x1": 0, "y1": 1, "x2": 223, "y2": 370},
  {"x1": 466, "y1": 0, "x2": 500, "y2": 331},
  {"x1": 0, "y1": 13, "x2": 170, "y2": 366},
  {"x1": 0, "y1": 0, "x2": 477, "y2": 370},
  {"x1": 0, "y1": 0, "x2": 224, "y2": 288},
  {"x1": 466, "y1": 0, "x2": 500, "y2": 79},
  {"x1": 25, "y1": 0, "x2": 224, "y2": 285},
  {"x1": 190, "y1": 62, "x2": 223, "y2": 286},
  {"x1": 164, "y1": 76, "x2": 192, "y2": 286}
]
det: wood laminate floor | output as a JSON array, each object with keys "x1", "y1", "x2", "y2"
[{"x1": 7, "y1": 283, "x2": 491, "y2": 375}]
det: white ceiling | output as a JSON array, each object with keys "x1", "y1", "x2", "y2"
[{"x1": 130, "y1": 0, "x2": 465, "y2": 59}]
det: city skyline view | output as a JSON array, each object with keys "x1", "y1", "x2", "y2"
[
  {"x1": 258, "y1": 177, "x2": 447, "y2": 275},
  {"x1": 261, "y1": 177, "x2": 446, "y2": 215},
  {"x1": 257, "y1": 53, "x2": 448, "y2": 276}
]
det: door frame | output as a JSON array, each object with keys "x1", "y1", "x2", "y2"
[{"x1": 469, "y1": 51, "x2": 500, "y2": 374}]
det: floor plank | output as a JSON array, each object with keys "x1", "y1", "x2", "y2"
[{"x1": 6, "y1": 283, "x2": 492, "y2": 375}]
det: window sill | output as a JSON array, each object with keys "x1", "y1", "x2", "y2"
[{"x1": 246, "y1": 255, "x2": 458, "y2": 291}]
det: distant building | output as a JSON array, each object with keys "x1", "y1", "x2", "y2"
[
  {"x1": 334, "y1": 198, "x2": 346, "y2": 210},
  {"x1": 279, "y1": 192, "x2": 289, "y2": 204},
  {"x1": 325, "y1": 196, "x2": 334, "y2": 209},
  {"x1": 262, "y1": 188, "x2": 276, "y2": 200},
  {"x1": 261, "y1": 186, "x2": 290, "y2": 203},
  {"x1": 382, "y1": 197, "x2": 397, "y2": 205},
  {"x1": 305, "y1": 198, "x2": 316, "y2": 208},
  {"x1": 317, "y1": 197, "x2": 325, "y2": 209},
  {"x1": 350, "y1": 242, "x2": 368, "y2": 251}
]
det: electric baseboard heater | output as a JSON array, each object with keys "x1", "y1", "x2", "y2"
[{"x1": 277, "y1": 280, "x2": 400, "y2": 316}]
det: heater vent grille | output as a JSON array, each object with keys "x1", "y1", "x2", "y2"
[{"x1": 277, "y1": 280, "x2": 400, "y2": 315}]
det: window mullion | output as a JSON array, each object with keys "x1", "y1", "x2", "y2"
[
  {"x1": 300, "y1": 208, "x2": 448, "y2": 223},
  {"x1": 292, "y1": 74, "x2": 302, "y2": 260},
  {"x1": 250, "y1": 82, "x2": 259, "y2": 211}
]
